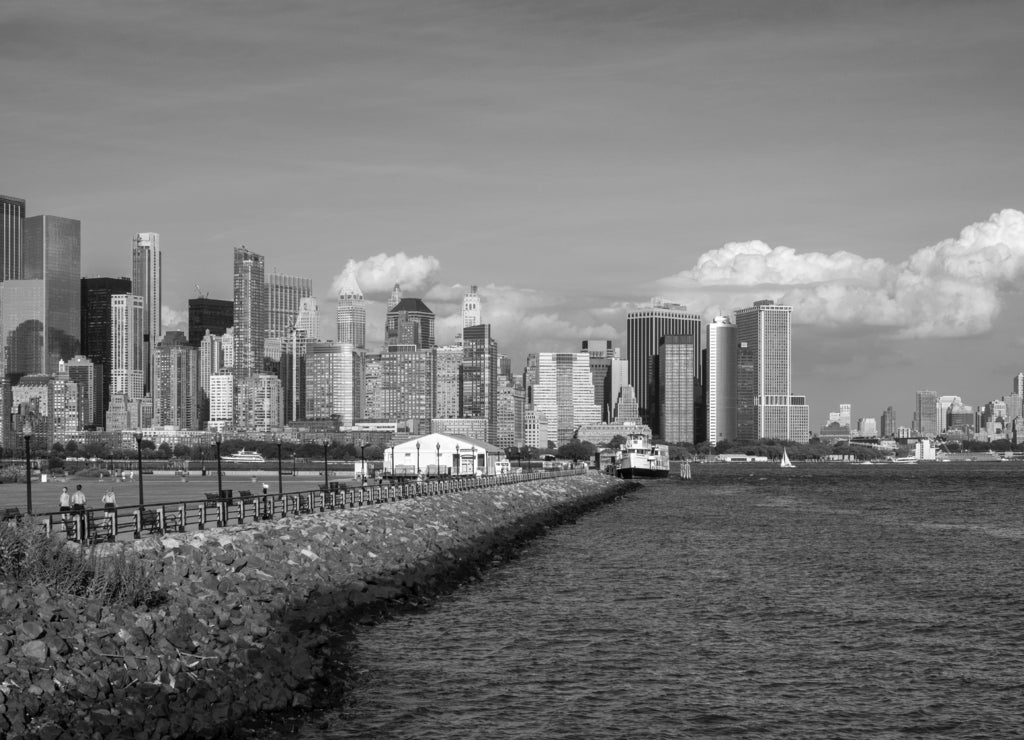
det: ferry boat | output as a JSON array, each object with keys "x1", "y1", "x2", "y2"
[
  {"x1": 615, "y1": 433, "x2": 670, "y2": 479},
  {"x1": 221, "y1": 449, "x2": 266, "y2": 464}
]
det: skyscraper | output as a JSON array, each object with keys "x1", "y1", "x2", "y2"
[
  {"x1": 626, "y1": 299, "x2": 702, "y2": 426},
  {"x1": 0, "y1": 195, "x2": 26, "y2": 281},
  {"x1": 706, "y1": 316, "x2": 737, "y2": 444},
  {"x1": 110, "y1": 294, "x2": 145, "y2": 402},
  {"x1": 380, "y1": 347, "x2": 435, "y2": 430},
  {"x1": 336, "y1": 274, "x2": 365, "y2": 348},
  {"x1": 462, "y1": 285, "x2": 481, "y2": 331},
  {"x1": 658, "y1": 335, "x2": 696, "y2": 444},
  {"x1": 461, "y1": 324, "x2": 498, "y2": 444},
  {"x1": 266, "y1": 272, "x2": 312, "y2": 345},
  {"x1": 295, "y1": 297, "x2": 320, "y2": 341},
  {"x1": 236, "y1": 374, "x2": 283, "y2": 433},
  {"x1": 734, "y1": 299, "x2": 809, "y2": 443},
  {"x1": 132, "y1": 232, "x2": 161, "y2": 392},
  {"x1": 531, "y1": 352, "x2": 601, "y2": 446},
  {"x1": 81, "y1": 277, "x2": 132, "y2": 420},
  {"x1": 305, "y1": 341, "x2": 360, "y2": 425},
  {"x1": 65, "y1": 355, "x2": 99, "y2": 430},
  {"x1": 387, "y1": 283, "x2": 402, "y2": 312},
  {"x1": 187, "y1": 297, "x2": 233, "y2": 347},
  {"x1": 582, "y1": 340, "x2": 615, "y2": 421},
  {"x1": 385, "y1": 298, "x2": 435, "y2": 349},
  {"x1": 233, "y1": 246, "x2": 266, "y2": 379},
  {"x1": 433, "y1": 344, "x2": 463, "y2": 419},
  {"x1": 153, "y1": 331, "x2": 199, "y2": 430},
  {"x1": 915, "y1": 390, "x2": 939, "y2": 437}
]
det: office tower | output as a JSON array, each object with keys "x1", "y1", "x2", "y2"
[
  {"x1": 1004, "y1": 392, "x2": 1022, "y2": 422},
  {"x1": 937, "y1": 395, "x2": 961, "y2": 433},
  {"x1": 197, "y1": 330, "x2": 227, "y2": 425},
  {"x1": 948, "y1": 401, "x2": 974, "y2": 433},
  {"x1": 81, "y1": 277, "x2": 131, "y2": 421},
  {"x1": 380, "y1": 347, "x2": 435, "y2": 430},
  {"x1": 734, "y1": 299, "x2": 809, "y2": 443},
  {"x1": 858, "y1": 418, "x2": 878, "y2": 437},
  {"x1": 50, "y1": 367, "x2": 80, "y2": 436},
  {"x1": 461, "y1": 324, "x2": 498, "y2": 444},
  {"x1": 187, "y1": 297, "x2": 233, "y2": 347},
  {"x1": 266, "y1": 272, "x2": 312, "y2": 345},
  {"x1": 22, "y1": 215, "x2": 82, "y2": 371},
  {"x1": 14, "y1": 375, "x2": 54, "y2": 445},
  {"x1": 385, "y1": 298, "x2": 435, "y2": 349},
  {"x1": 363, "y1": 353, "x2": 384, "y2": 419},
  {"x1": 496, "y1": 378, "x2": 525, "y2": 449},
  {"x1": 434, "y1": 344, "x2": 463, "y2": 419},
  {"x1": 305, "y1": 341, "x2": 360, "y2": 425},
  {"x1": 153, "y1": 331, "x2": 199, "y2": 430},
  {"x1": 387, "y1": 283, "x2": 402, "y2": 312},
  {"x1": 582, "y1": 340, "x2": 614, "y2": 421},
  {"x1": 657, "y1": 336, "x2": 696, "y2": 444},
  {"x1": 524, "y1": 407, "x2": 550, "y2": 450},
  {"x1": 613, "y1": 385, "x2": 641, "y2": 424},
  {"x1": 110, "y1": 294, "x2": 145, "y2": 402},
  {"x1": 233, "y1": 246, "x2": 266, "y2": 378},
  {"x1": 915, "y1": 390, "x2": 939, "y2": 437},
  {"x1": 1014, "y1": 372, "x2": 1024, "y2": 398},
  {"x1": 333, "y1": 275, "x2": 364, "y2": 349},
  {"x1": 463, "y1": 285, "x2": 481, "y2": 330},
  {"x1": 498, "y1": 354, "x2": 512, "y2": 380},
  {"x1": 626, "y1": 299, "x2": 702, "y2": 425},
  {"x1": 839, "y1": 403, "x2": 852, "y2": 429},
  {"x1": 531, "y1": 352, "x2": 601, "y2": 446},
  {"x1": 208, "y1": 373, "x2": 235, "y2": 429},
  {"x1": 0, "y1": 195, "x2": 26, "y2": 281},
  {"x1": 65, "y1": 356, "x2": 99, "y2": 430},
  {"x1": 705, "y1": 316, "x2": 736, "y2": 444},
  {"x1": 131, "y1": 232, "x2": 160, "y2": 392},
  {"x1": 295, "y1": 297, "x2": 320, "y2": 341},
  {"x1": 880, "y1": 406, "x2": 895, "y2": 438},
  {"x1": 0, "y1": 280, "x2": 44, "y2": 384},
  {"x1": 236, "y1": 374, "x2": 283, "y2": 433}
]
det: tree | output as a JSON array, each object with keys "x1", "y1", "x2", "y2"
[{"x1": 607, "y1": 435, "x2": 626, "y2": 449}]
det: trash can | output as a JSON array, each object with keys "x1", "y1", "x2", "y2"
[{"x1": 222, "y1": 489, "x2": 233, "y2": 502}]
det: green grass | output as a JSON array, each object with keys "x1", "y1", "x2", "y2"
[{"x1": 0, "y1": 519, "x2": 164, "y2": 606}]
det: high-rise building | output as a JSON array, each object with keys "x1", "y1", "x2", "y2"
[
  {"x1": 208, "y1": 372, "x2": 235, "y2": 430},
  {"x1": 187, "y1": 297, "x2": 233, "y2": 347},
  {"x1": 385, "y1": 298, "x2": 435, "y2": 349},
  {"x1": 131, "y1": 233, "x2": 161, "y2": 393},
  {"x1": 496, "y1": 378, "x2": 525, "y2": 449},
  {"x1": 23, "y1": 215, "x2": 81, "y2": 372},
  {"x1": 433, "y1": 344, "x2": 463, "y2": 419},
  {"x1": 915, "y1": 390, "x2": 939, "y2": 437},
  {"x1": 266, "y1": 272, "x2": 312, "y2": 346},
  {"x1": 295, "y1": 297, "x2": 320, "y2": 341},
  {"x1": 462, "y1": 285, "x2": 481, "y2": 330},
  {"x1": 50, "y1": 367, "x2": 81, "y2": 437},
  {"x1": 658, "y1": 335, "x2": 696, "y2": 444},
  {"x1": 65, "y1": 356, "x2": 99, "y2": 430},
  {"x1": 110, "y1": 294, "x2": 145, "y2": 402},
  {"x1": 461, "y1": 324, "x2": 498, "y2": 444},
  {"x1": 305, "y1": 341, "x2": 361, "y2": 425},
  {"x1": 531, "y1": 352, "x2": 601, "y2": 446},
  {"x1": 582, "y1": 340, "x2": 615, "y2": 422},
  {"x1": 198, "y1": 330, "x2": 229, "y2": 426},
  {"x1": 153, "y1": 331, "x2": 199, "y2": 430},
  {"x1": 336, "y1": 274, "x2": 365, "y2": 349},
  {"x1": 1014, "y1": 372, "x2": 1024, "y2": 398},
  {"x1": 0, "y1": 195, "x2": 26, "y2": 281},
  {"x1": 880, "y1": 406, "x2": 895, "y2": 438},
  {"x1": 734, "y1": 299, "x2": 809, "y2": 443},
  {"x1": 626, "y1": 299, "x2": 702, "y2": 425},
  {"x1": 363, "y1": 353, "x2": 384, "y2": 419},
  {"x1": 705, "y1": 316, "x2": 737, "y2": 444},
  {"x1": 233, "y1": 246, "x2": 266, "y2": 379},
  {"x1": 1, "y1": 280, "x2": 45, "y2": 384},
  {"x1": 380, "y1": 347, "x2": 435, "y2": 430},
  {"x1": 387, "y1": 283, "x2": 402, "y2": 312},
  {"x1": 236, "y1": 374, "x2": 283, "y2": 433},
  {"x1": 81, "y1": 277, "x2": 131, "y2": 420}
]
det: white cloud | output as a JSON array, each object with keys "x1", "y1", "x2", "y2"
[
  {"x1": 162, "y1": 305, "x2": 187, "y2": 331},
  {"x1": 329, "y1": 252, "x2": 441, "y2": 297},
  {"x1": 657, "y1": 208, "x2": 1024, "y2": 338}
]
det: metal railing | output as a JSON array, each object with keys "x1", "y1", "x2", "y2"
[{"x1": 37, "y1": 468, "x2": 586, "y2": 543}]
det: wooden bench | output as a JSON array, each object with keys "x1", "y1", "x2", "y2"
[
  {"x1": 238, "y1": 489, "x2": 253, "y2": 500},
  {"x1": 1, "y1": 507, "x2": 21, "y2": 522}
]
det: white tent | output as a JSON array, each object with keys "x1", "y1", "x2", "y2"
[{"x1": 383, "y1": 432, "x2": 505, "y2": 477}]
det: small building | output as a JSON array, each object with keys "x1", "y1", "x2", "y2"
[{"x1": 383, "y1": 432, "x2": 506, "y2": 477}]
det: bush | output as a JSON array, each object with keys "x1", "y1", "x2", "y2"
[{"x1": 0, "y1": 520, "x2": 164, "y2": 606}]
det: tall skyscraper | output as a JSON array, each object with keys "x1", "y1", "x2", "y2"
[
  {"x1": 462, "y1": 285, "x2": 481, "y2": 329},
  {"x1": 25, "y1": 215, "x2": 82, "y2": 369},
  {"x1": 385, "y1": 298, "x2": 435, "y2": 349},
  {"x1": 531, "y1": 352, "x2": 601, "y2": 446},
  {"x1": 110, "y1": 294, "x2": 145, "y2": 402},
  {"x1": 658, "y1": 335, "x2": 697, "y2": 444},
  {"x1": 0, "y1": 195, "x2": 26, "y2": 281},
  {"x1": 266, "y1": 272, "x2": 312, "y2": 345},
  {"x1": 198, "y1": 329, "x2": 229, "y2": 426},
  {"x1": 153, "y1": 331, "x2": 199, "y2": 430},
  {"x1": 236, "y1": 374, "x2": 283, "y2": 433},
  {"x1": 582, "y1": 340, "x2": 615, "y2": 421},
  {"x1": 1014, "y1": 372, "x2": 1024, "y2": 398},
  {"x1": 880, "y1": 406, "x2": 896, "y2": 438},
  {"x1": 496, "y1": 379, "x2": 525, "y2": 449},
  {"x1": 295, "y1": 297, "x2": 320, "y2": 341},
  {"x1": 336, "y1": 274, "x2": 365, "y2": 348},
  {"x1": 626, "y1": 299, "x2": 702, "y2": 426},
  {"x1": 433, "y1": 344, "x2": 463, "y2": 419},
  {"x1": 461, "y1": 324, "x2": 498, "y2": 444},
  {"x1": 81, "y1": 277, "x2": 132, "y2": 421},
  {"x1": 915, "y1": 390, "x2": 939, "y2": 437},
  {"x1": 132, "y1": 232, "x2": 161, "y2": 393},
  {"x1": 233, "y1": 246, "x2": 266, "y2": 379},
  {"x1": 188, "y1": 297, "x2": 233, "y2": 347},
  {"x1": 387, "y1": 282, "x2": 402, "y2": 312},
  {"x1": 734, "y1": 299, "x2": 809, "y2": 443},
  {"x1": 65, "y1": 355, "x2": 99, "y2": 430},
  {"x1": 305, "y1": 340, "x2": 361, "y2": 425},
  {"x1": 705, "y1": 316, "x2": 737, "y2": 445},
  {"x1": 380, "y1": 347, "x2": 435, "y2": 430}
]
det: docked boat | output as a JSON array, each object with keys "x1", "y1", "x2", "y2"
[
  {"x1": 221, "y1": 449, "x2": 266, "y2": 464},
  {"x1": 615, "y1": 433, "x2": 670, "y2": 479}
]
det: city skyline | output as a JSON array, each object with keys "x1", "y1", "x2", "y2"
[{"x1": 5, "y1": 1, "x2": 1024, "y2": 420}]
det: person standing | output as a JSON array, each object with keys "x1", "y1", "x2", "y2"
[
  {"x1": 59, "y1": 486, "x2": 71, "y2": 513},
  {"x1": 101, "y1": 487, "x2": 117, "y2": 540},
  {"x1": 70, "y1": 484, "x2": 87, "y2": 541}
]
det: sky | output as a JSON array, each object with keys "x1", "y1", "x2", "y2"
[{"x1": 4, "y1": 0, "x2": 1024, "y2": 427}]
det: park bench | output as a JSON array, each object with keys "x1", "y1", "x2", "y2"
[
  {"x1": 2, "y1": 507, "x2": 21, "y2": 522},
  {"x1": 238, "y1": 489, "x2": 252, "y2": 500},
  {"x1": 139, "y1": 509, "x2": 161, "y2": 534}
]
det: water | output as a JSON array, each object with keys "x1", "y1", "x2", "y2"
[{"x1": 287, "y1": 464, "x2": 1024, "y2": 738}]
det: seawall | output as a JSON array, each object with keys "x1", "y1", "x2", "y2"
[{"x1": 1, "y1": 472, "x2": 637, "y2": 738}]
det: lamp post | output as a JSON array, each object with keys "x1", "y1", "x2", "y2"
[
  {"x1": 360, "y1": 442, "x2": 367, "y2": 486},
  {"x1": 524, "y1": 447, "x2": 530, "y2": 473},
  {"x1": 435, "y1": 442, "x2": 441, "y2": 478},
  {"x1": 390, "y1": 443, "x2": 395, "y2": 478},
  {"x1": 134, "y1": 432, "x2": 145, "y2": 538},
  {"x1": 455, "y1": 446, "x2": 460, "y2": 476},
  {"x1": 23, "y1": 419, "x2": 32, "y2": 516},
  {"x1": 322, "y1": 439, "x2": 330, "y2": 491},
  {"x1": 276, "y1": 440, "x2": 283, "y2": 495},
  {"x1": 415, "y1": 441, "x2": 420, "y2": 477},
  {"x1": 214, "y1": 432, "x2": 223, "y2": 497},
  {"x1": 471, "y1": 446, "x2": 477, "y2": 476}
]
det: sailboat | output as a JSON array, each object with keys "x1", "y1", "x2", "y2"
[{"x1": 780, "y1": 448, "x2": 795, "y2": 468}]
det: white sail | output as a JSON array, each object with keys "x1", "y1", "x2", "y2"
[{"x1": 780, "y1": 448, "x2": 795, "y2": 468}]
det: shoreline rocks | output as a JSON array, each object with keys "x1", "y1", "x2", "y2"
[{"x1": 0, "y1": 473, "x2": 637, "y2": 738}]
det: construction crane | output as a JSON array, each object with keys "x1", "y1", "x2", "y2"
[{"x1": 194, "y1": 283, "x2": 208, "y2": 299}]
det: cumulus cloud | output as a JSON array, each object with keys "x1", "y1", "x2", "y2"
[
  {"x1": 329, "y1": 252, "x2": 441, "y2": 297},
  {"x1": 162, "y1": 305, "x2": 188, "y2": 331},
  {"x1": 657, "y1": 208, "x2": 1024, "y2": 339}
]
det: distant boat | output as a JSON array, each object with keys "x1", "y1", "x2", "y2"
[
  {"x1": 615, "y1": 433, "x2": 670, "y2": 479},
  {"x1": 221, "y1": 449, "x2": 266, "y2": 464},
  {"x1": 780, "y1": 448, "x2": 795, "y2": 468}
]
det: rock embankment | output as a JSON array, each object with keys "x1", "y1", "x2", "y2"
[{"x1": 1, "y1": 473, "x2": 636, "y2": 738}]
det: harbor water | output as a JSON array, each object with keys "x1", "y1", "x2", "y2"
[{"x1": 285, "y1": 463, "x2": 1024, "y2": 738}]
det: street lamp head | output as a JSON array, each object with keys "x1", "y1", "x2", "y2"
[{"x1": 416, "y1": 441, "x2": 420, "y2": 450}]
